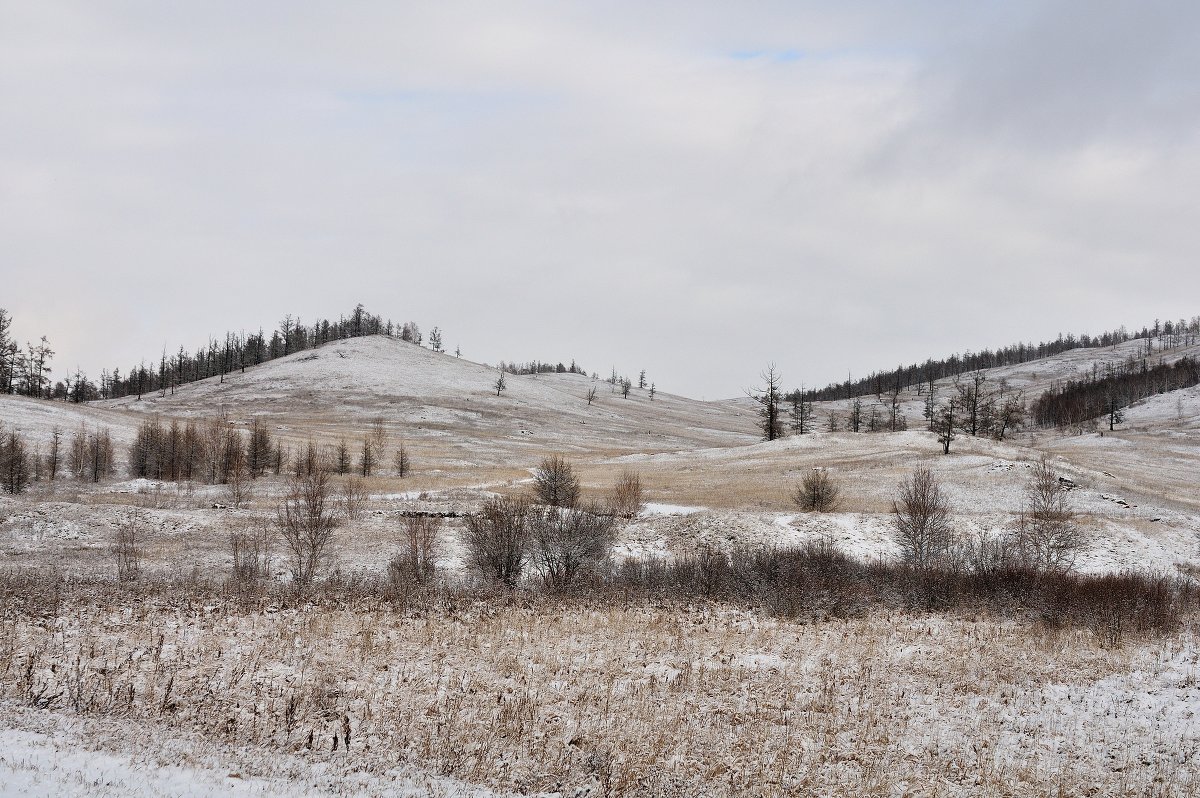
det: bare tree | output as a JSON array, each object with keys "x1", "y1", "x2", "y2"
[
  {"x1": 529, "y1": 503, "x2": 617, "y2": 590},
  {"x1": 369, "y1": 418, "x2": 387, "y2": 461},
  {"x1": 339, "y1": 475, "x2": 367, "y2": 521},
  {"x1": 46, "y1": 426, "x2": 62, "y2": 482},
  {"x1": 892, "y1": 466, "x2": 954, "y2": 568},
  {"x1": 793, "y1": 468, "x2": 841, "y2": 512},
  {"x1": 86, "y1": 429, "x2": 115, "y2": 482},
  {"x1": 848, "y1": 398, "x2": 863, "y2": 433},
  {"x1": 247, "y1": 418, "x2": 273, "y2": 477},
  {"x1": 112, "y1": 509, "x2": 147, "y2": 583},
  {"x1": 494, "y1": 370, "x2": 507, "y2": 396},
  {"x1": 278, "y1": 469, "x2": 339, "y2": 588},
  {"x1": 534, "y1": 455, "x2": 581, "y2": 508},
  {"x1": 390, "y1": 514, "x2": 441, "y2": 585},
  {"x1": 230, "y1": 522, "x2": 273, "y2": 586},
  {"x1": 586, "y1": 386, "x2": 598, "y2": 406},
  {"x1": 749, "y1": 364, "x2": 784, "y2": 441},
  {"x1": 1015, "y1": 456, "x2": 1086, "y2": 574},
  {"x1": 461, "y1": 495, "x2": 531, "y2": 587},
  {"x1": 226, "y1": 440, "x2": 252, "y2": 509},
  {"x1": 609, "y1": 470, "x2": 645, "y2": 519}
]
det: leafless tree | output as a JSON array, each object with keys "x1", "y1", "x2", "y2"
[
  {"x1": 339, "y1": 475, "x2": 368, "y2": 521},
  {"x1": 1015, "y1": 456, "x2": 1086, "y2": 574},
  {"x1": 748, "y1": 364, "x2": 784, "y2": 441},
  {"x1": 112, "y1": 509, "x2": 147, "y2": 583},
  {"x1": 230, "y1": 522, "x2": 273, "y2": 586},
  {"x1": 390, "y1": 514, "x2": 441, "y2": 585},
  {"x1": 586, "y1": 386, "x2": 598, "y2": 406},
  {"x1": 534, "y1": 455, "x2": 581, "y2": 508},
  {"x1": 278, "y1": 469, "x2": 339, "y2": 588},
  {"x1": 609, "y1": 470, "x2": 645, "y2": 519},
  {"x1": 86, "y1": 429, "x2": 115, "y2": 482},
  {"x1": 247, "y1": 418, "x2": 273, "y2": 477},
  {"x1": 494, "y1": 370, "x2": 507, "y2": 396},
  {"x1": 993, "y1": 393, "x2": 1025, "y2": 441},
  {"x1": 369, "y1": 418, "x2": 387, "y2": 461},
  {"x1": 461, "y1": 495, "x2": 531, "y2": 587},
  {"x1": 848, "y1": 398, "x2": 863, "y2": 433},
  {"x1": 794, "y1": 468, "x2": 841, "y2": 512},
  {"x1": 226, "y1": 440, "x2": 252, "y2": 509},
  {"x1": 47, "y1": 426, "x2": 62, "y2": 482},
  {"x1": 529, "y1": 503, "x2": 617, "y2": 590},
  {"x1": 892, "y1": 466, "x2": 954, "y2": 568}
]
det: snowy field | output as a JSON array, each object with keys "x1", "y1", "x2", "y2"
[{"x1": 2, "y1": 333, "x2": 1200, "y2": 795}]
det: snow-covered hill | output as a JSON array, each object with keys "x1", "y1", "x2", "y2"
[{"x1": 90, "y1": 334, "x2": 758, "y2": 459}]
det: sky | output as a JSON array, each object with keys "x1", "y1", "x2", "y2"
[{"x1": 2, "y1": 1, "x2": 1199, "y2": 399}]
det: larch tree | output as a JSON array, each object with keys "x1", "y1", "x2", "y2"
[{"x1": 749, "y1": 364, "x2": 784, "y2": 441}]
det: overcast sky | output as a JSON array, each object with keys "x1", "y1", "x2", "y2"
[{"x1": 2, "y1": 2, "x2": 1198, "y2": 399}]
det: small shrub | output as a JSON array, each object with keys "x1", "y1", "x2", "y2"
[
  {"x1": 230, "y1": 523, "x2": 273, "y2": 587},
  {"x1": 389, "y1": 514, "x2": 441, "y2": 585},
  {"x1": 609, "y1": 470, "x2": 645, "y2": 519},
  {"x1": 112, "y1": 510, "x2": 146, "y2": 583},
  {"x1": 793, "y1": 468, "x2": 841, "y2": 512},
  {"x1": 462, "y1": 495, "x2": 531, "y2": 587},
  {"x1": 339, "y1": 475, "x2": 368, "y2": 521},
  {"x1": 529, "y1": 503, "x2": 617, "y2": 590}
]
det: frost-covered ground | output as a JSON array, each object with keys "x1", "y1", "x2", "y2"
[
  {"x1": 2, "y1": 333, "x2": 1200, "y2": 795},
  {"x1": 1, "y1": 599, "x2": 1196, "y2": 797},
  {"x1": 0, "y1": 704, "x2": 503, "y2": 797}
]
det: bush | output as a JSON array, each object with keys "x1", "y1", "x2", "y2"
[
  {"x1": 389, "y1": 514, "x2": 441, "y2": 586},
  {"x1": 793, "y1": 468, "x2": 841, "y2": 512},
  {"x1": 609, "y1": 470, "x2": 645, "y2": 519},
  {"x1": 230, "y1": 523, "x2": 273, "y2": 587},
  {"x1": 529, "y1": 503, "x2": 617, "y2": 590},
  {"x1": 112, "y1": 509, "x2": 147, "y2": 583},
  {"x1": 462, "y1": 496, "x2": 531, "y2": 587},
  {"x1": 339, "y1": 475, "x2": 368, "y2": 521}
]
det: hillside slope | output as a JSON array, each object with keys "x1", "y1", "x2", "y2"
[{"x1": 97, "y1": 335, "x2": 759, "y2": 463}]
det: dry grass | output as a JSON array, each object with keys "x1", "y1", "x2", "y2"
[{"x1": 0, "y1": 575, "x2": 1196, "y2": 796}]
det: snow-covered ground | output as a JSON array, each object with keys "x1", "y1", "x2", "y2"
[{"x1": 2, "y1": 332, "x2": 1200, "y2": 795}]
